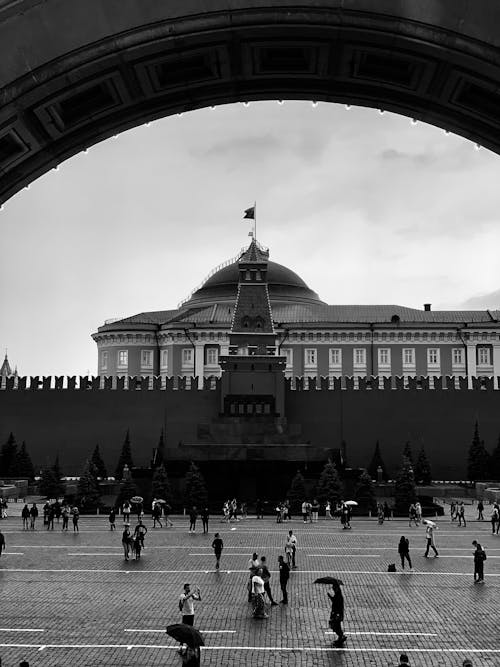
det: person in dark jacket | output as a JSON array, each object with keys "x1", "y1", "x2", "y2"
[
  {"x1": 398, "y1": 536, "x2": 413, "y2": 571},
  {"x1": 189, "y1": 507, "x2": 198, "y2": 533},
  {"x1": 201, "y1": 507, "x2": 209, "y2": 534},
  {"x1": 278, "y1": 555, "x2": 290, "y2": 604},
  {"x1": 260, "y1": 556, "x2": 278, "y2": 605},
  {"x1": 472, "y1": 540, "x2": 486, "y2": 583},
  {"x1": 327, "y1": 579, "x2": 346, "y2": 647}
]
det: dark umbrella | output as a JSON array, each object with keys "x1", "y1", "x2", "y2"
[
  {"x1": 314, "y1": 576, "x2": 344, "y2": 585},
  {"x1": 166, "y1": 623, "x2": 205, "y2": 648}
]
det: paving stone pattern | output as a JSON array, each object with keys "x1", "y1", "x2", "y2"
[{"x1": 0, "y1": 509, "x2": 498, "y2": 666}]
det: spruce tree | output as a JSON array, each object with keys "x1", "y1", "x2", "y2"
[
  {"x1": 394, "y1": 456, "x2": 417, "y2": 513},
  {"x1": 114, "y1": 429, "x2": 134, "y2": 479},
  {"x1": 39, "y1": 466, "x2": 60, "y2": 499},
  {"x1": 286, "y1": 470, "x2": 307, "y2": 514},
  {"x1": 151, "y1": 463, "x2": 172, "y2": 504},
  {"x1": 77, "y1": 459, "x2": 101, "y2": 510},
  {"x1": 12, "y1": 441, "x2": 35, "y2": 480},
  {"x1": 367, "y1": 440, "x2": 388, "y2": 481},
  {"x1": 490, "y1": 434, "x2": 500, "y2": 481},
  {"x1": 91, "y1": 444, "x2": 108, "y2": 479},
  {"x1": 414, "y1": 446, "x2": 433, "y2": 485},
  {"x1": 152, "y1": 429, "x2": 165, "y2": 469},
  {"x1": 354, "y1": 470, "x2": 376, "y2": 512},
  {"x1": 316, "y1": 460, "x2": 343, "y2": 505},
  {"x1": 467, "y1": 422, "x2": 490, "y2": 481},
  {"x1": 402, "y1": 441, "x2": 414, "y2": 468},
  {"x1": 0, "y1": 432, "x2": 18, "y2": 476},
  {"x1": 183, "y1": 462, "x2": 208, "y2": 509},
  {"x1": 51, "y1": 455, "x2": 66, "y2": 498}
]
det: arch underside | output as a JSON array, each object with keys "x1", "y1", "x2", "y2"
[{"x1": 1, "y1": 4, "x2": 500, "y2": 205}]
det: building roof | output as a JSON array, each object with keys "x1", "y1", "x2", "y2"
[
  {"x1": 0, "y1": 353, "x2": 12, "y2": 377},
  {"x1": 93, "y1": 241, "x2": 500, "y2": 336}
]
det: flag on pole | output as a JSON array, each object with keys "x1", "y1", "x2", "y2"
[
  {"x1": 248, "y1": 231, "x2": 254, "y2": 237},
  {"x1": 243, "y1": 206, "x2": 255, "y2": 220}
]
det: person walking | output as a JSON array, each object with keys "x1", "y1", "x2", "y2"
[
  {"x1": 179, "y1": 645, "x2": 200, "y2": 667},
  {"x1": 327, "y1": 579, "x2": 347, "y2": 647},
  {"x1": 311, "y1": 499, "x2": 320, "y2": 522},
  {"x1": 260, "y1": 556, "x2": 278, "y2": 606},
  {"x1": 251, "y1": 567, "x2": 268, "y2": 619},
  {"x1": 491, "y1": 504, "x2": 499, "y2": 534},
  {"x1": 179, "y1": 583, "x2": 201, "y2": 626},
  {"x1": 247, "y1": 552, "x2": 260, "y2": 601},
  {"x1": 472, "y1": 540, "x2": 486, "y2": 583},
  {"x1": 201, "y1": 507, "x2": 209, "y2": 534},
  {"x1": 72, "y1": 506, "x2": 80, "y2": 532},
  {"x1": 122, "y1": 525, "x2": 132, "y2": 560},
  {"x1": 29, "y1": 503, "x2": 38, "y2": 530},
  {"x1": 212, "y1": 532, "x2": 223, "y2": 570},
  {"x1": 424, "y1": 523, "x2": 438, "y2": 557},
  {"x1": 21, "y1": 504, "x2": 30, "y2": 530},
  {"x1": 133, "y1": 533, "x2": 142, "y2": 560},
  {"x1": 408, "y1": 503, "x2": 418, "y2": 527},
  {"x1": 108, "y1": 507, "x2": 116, "y2": 530},
  {"x1": 152, "y1": 502, "x2": 163, "y2": 528},
  {"x1": 189, "y1": 506, "x2": 198, "y2": 533},
  {"x1": 164, "y1": 503, "x2": 174, "y2": 528},
  {"x1": 286, "y1": 530, "x2": 297, "y2": 569},
  {"x1": 458, "y1": 502, "x2": 466, "y2": 527},
  {"x1": 134, "y1": 518, "x2": 147, "y2": 549},
  {"x1": 414, "y1": 502, "x2": 422, "y2": 525},
  {"x1": 0, "y1": 529, "x2": 5, "y2": 557},
  {"x1": 398, "y1": 536, "x2": 413, "y2": 571},
  {"x1": 61, "y1": 504, "x2": 69, "y2": 531},
  {"x1": 301, "y1": 500, "x2": 308, "y2": 523},
  {"x1": 477, "y1": 500, "x2": 484, "y2": 521},
  {"x1": 278, "y1": 555, "x2": 290, "y2": 604},
  {"x1": 122, "y1": 500, "x2": 131, "y2": 524},
  {"x1": 46, "y1": 504, "x2": 55, "y2": 530},
  {"x1": 450, "y1": 501, "x2": 457, "y2": 522}
]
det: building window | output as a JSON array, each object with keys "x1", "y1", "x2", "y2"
[
  {"x1": 100, "y1": 351, "x2": 108, "y2": 371},
  {"x1": 117, "y1": 350, "x2": 128, "y2": 368},
  {"x1": 452, "y1": 348, "x2": 464, "y2": 365},
  {"x1": 378, "y1": 348, "x2": 390, "y2": 366},
  {"x1": 283, "y1": 348, "x2": 293, "y2": 367},
  {"x1": 329, "y1": 348, "x2": 342, "y2": 367},
  {"x1": 427, "y1": 348, "x2": 440, "y2": 366},
  {"x1": 304, "y1": 348, "x2": 317, "y2": 366},
  {"x1": 206, "y1": 347, "x2": 218, "y2": 365},
  {"x1": 478, "y1": 347, "x2": 491, "y2": 365},
  {"x1": 141, "y1": 350, "x2": 153, "y2": 368},
  {"x1": 160, "y1": 349, "x2": 168, "y2": 370},
  {"x1": 353, "y1": 348, "x2": 366, "y2": 365},
  {"x1": 182, "y1": 348, "x2": 193, "y2": 365},
  {"x1": 403, "y1": 348, "x2": 415, "y2": 366}
]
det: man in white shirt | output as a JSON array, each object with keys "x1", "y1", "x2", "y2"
[
  {"x1": 286, "y1": 530, "x2": 298, "y2": 569},
  {"x1": 247, "y1": 552, "x2": 260, "y2": 601},
  {"x1": 251, "y1": 567, "x2": 268, "y2": 618},
  {"x1": 179, "y1": 583, "x2": 201, "y2": 626}
]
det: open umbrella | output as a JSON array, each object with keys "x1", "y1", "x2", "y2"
[
  {"x1": 314, "y1": 576, "x2": 344, "y2": 585},
  {"x1": 422, "y1": 519, "x2": 437, "y2": 528},
  {"x1": 130, "y1": 496, "x2": 143, "y2": 504},
  {"x1": 344, "y1": 500, "x2": 358, "y2": 506},
  {"x1": 166, "y1": 623, "x2": 205, "y2": 648},
  {"x1": 155, "y1": 499, "x2": 167, "y2": 504}
]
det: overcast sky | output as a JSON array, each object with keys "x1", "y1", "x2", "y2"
[{"x1": 1, "y1": 101, "x2": 500, "y2": 377}]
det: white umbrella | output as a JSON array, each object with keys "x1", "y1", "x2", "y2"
[
  {"x1": 344, "y1": 500, "x2": 358, "y2": 506},
  {"x1": 422, "y1": 519, "x2": 436, "y2": 528}
]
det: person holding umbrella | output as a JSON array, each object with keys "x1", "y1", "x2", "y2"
[
  {"x1": 166, "y1": 624, "x2": 203, "y2": 667},
  {"x1": 314, "y1": 577, "x2": 347, "y2": 647}
]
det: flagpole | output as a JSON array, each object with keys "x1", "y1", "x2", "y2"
[{"x1": 254, "y1": 200, "x2": 257, "y2": 241}]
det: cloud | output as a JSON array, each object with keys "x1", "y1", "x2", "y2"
[
  {"x1": 379, "y1": 147, "x2": 436, "y2": 166},
  {"x1": 194, "y1": 133, "x2": 283, "y2": 159},
  {"x1": 460, "y1": 289, "x2": 500, "y2": 309}
]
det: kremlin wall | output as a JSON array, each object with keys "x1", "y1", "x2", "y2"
[{"x1": 2, "y1": 240, "x2": 500, "y2": 491}]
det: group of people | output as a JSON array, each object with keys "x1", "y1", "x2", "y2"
[
  {"x1": 450, "y1": 501, "x2": 468, "y2": 526},
  {"x1": 121, "y1": 518, "x2": 148, "y2": 560},
  {"x1": 222, "y1": 498, "x2": 245, "y2": 521},
  {"x1": 20, "y1": 501, "x2": 80, "y2": 531},
  {"x1": 408, "y1": 501, "x2": 423, "y2": 526}
]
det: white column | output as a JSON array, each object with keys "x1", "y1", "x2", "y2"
[
  {"x1": 195, "y1": 343, "x2": 205, "y2": 388},
  {"x1": 493, "y1": 344, "x2": 500, "y2": 388},
  {"x1": 466, "y1": 344, "x2": 476, "y2": 389}
]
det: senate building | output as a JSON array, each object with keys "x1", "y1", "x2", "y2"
[{"x1": 92, "y1": 241, "x2": 500, "y2": 385}]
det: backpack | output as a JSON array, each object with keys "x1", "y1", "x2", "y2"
[{"x1": 387, "y1": 563, "x2": 396, "y2": 572}]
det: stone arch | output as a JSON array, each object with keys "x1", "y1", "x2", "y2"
[{"x1": 1, "y1": 0, "x2": 500, "y2": 205}]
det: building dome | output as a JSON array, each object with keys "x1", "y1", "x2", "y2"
[{"x1": 183, "y1": 259, "x2": 323, "y2": 307}]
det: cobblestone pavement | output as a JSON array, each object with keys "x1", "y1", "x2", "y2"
[{"x1": 0, "y1": 510, "x2": 499, "y2": 666}]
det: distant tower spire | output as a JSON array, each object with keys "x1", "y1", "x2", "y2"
[{"x1": 0, "y1": 350, "x2": 13, "y2": 377}]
